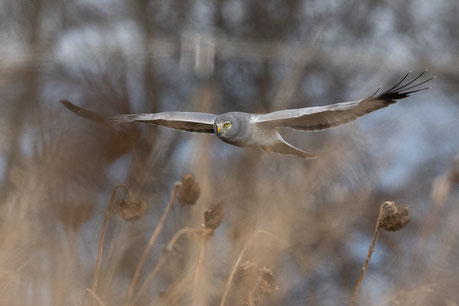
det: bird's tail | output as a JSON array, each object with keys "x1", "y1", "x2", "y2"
[{"x1": 263, "y1": 135, "x2": 316, "y2": 159}]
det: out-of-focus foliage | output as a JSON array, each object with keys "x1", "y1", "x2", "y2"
[{"x1": 0, "y1": 0, "x2": 458, "y2": 305}]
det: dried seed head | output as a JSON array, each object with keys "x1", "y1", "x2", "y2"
[
  {"x1": 118, "y1": 199, "x2": 147, "y2": 222},
  {"x1": 177, "y1": 174, "x2": 200, "y2": 206},
  {"x1": 203, "y1": 202, "x2": 224, "y2": 230},
  {"x1": 379, "y1": 201, "x2": 410, "y2": 231},
  {"x1": 258, "y1": 267, "x2": 278, "y2": 296}
]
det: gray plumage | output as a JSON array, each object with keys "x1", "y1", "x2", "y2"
[{"x1": 60, "y1": 71, "x2": 433, "y2": 159}]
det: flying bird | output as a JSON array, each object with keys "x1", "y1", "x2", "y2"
[{"x1": 61, "y1": 71, "x2": 433, "y2": 159}]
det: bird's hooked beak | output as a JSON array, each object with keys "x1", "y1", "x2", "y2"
[{"x1": 217, "y1": 123, "x2": 222, "y2": 133}]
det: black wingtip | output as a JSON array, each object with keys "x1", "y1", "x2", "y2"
[
  {"x1": 59, "y1": 99, "x2": 106, "y2": 122},
  {"x1": 373, "y1": 71, "x2": 434, "y2": 101},
  {"x1": 60, "y1": 99, "x2": 81, "y2": 114}
]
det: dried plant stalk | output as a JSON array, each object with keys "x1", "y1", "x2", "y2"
[
  {"x1": 349, "y1": 204, "x2": 384, "y2": 306},
  {"x1": 220, "y1": 245, "x2": 247, "y2": 306},
  {"x1": 191, "y1": 233, "x2": 208, "y2": 306},
  {"x1": 132, "y1": 227, "x2": 200, "y2": 304},
  {"x1": 92, "y1": 185, "x2": 133, "y2": 295},
  {"x1": 125, "y1": 182, "x2": 181, "y2": 305},
  {"x1": 350, "y1": 201, "x2": 410, "y2": 306},
  {"x1": 220, "y1": 231, "x2": 268, "y2": 306},
  {"x1": 85, "y1": 288, "x2": 106, "y2": 306}
]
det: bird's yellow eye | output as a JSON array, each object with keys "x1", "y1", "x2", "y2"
[{"x1": 224, "y1": 122, "x2": 231, "y2": 128}]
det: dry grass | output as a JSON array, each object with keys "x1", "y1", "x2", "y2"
[{"x1": 0, "y1": 137, "x2": 458, "y2": 306}]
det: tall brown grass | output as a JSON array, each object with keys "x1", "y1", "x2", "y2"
[{"x1": 1, "y1": 127, "x2": 457, "y2": 306}]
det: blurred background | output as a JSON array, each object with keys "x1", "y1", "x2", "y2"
[{"x1": 1, "y1": 0, "x2": 458, "y2": 305}]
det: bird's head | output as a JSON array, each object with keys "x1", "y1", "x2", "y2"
[
  {"x1": 214, "y1": 112, "x2": 249, "y2": 145},
  {"x1": 214, "y1": 114, "x2": 234, "y2": 136}
]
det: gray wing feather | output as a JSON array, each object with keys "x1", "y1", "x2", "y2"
[
  {"x1": 60, "y1": 100, "x2": 217, "y2": 134},
  {"x1": 109, "y1": 112, "x2": 217, "y2": 133},
  {"x1": 253, "y1": 72, "x2": 433, "y2": 131},
  {"x1": 252, "y1": 100, "x2": 372, "y2": 131}
]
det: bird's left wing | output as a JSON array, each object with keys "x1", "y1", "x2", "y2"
[
  {"x1": 252, "y1": 71, "x2": 434, "y2": 131},
  {"x1": 60, "y1": 100, "x2": 217, "y2": 134}
]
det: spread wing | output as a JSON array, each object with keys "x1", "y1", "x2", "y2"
[
  {"x1": 60, "y1": 100, "x2": 217, "y2": 134},
  {"x1": 252, "y1": 71, "x2": 434, "y2": 131}
]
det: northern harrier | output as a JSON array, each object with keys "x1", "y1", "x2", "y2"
[{"x1": 61, "y1": 71, "x2": 433, "y2": 158}]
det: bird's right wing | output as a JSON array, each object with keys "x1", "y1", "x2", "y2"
[{"x1": 60, "y1": 100, "x2": 217, "y2": 134}]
